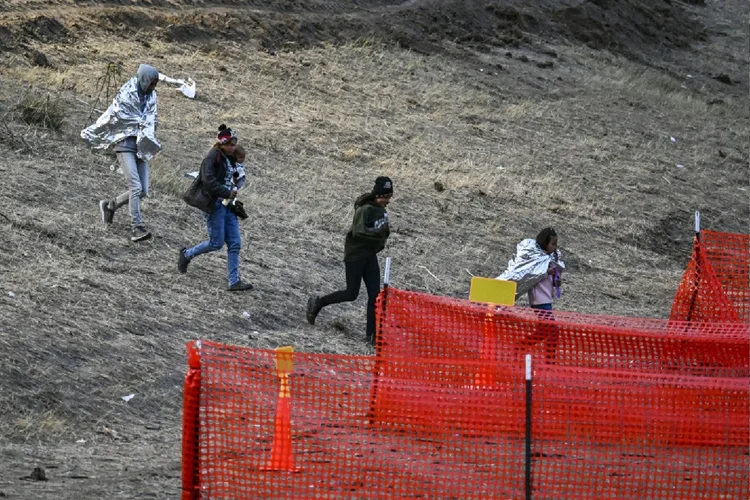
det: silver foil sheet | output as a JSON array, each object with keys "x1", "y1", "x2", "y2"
[
  {"x1": 81, "y1": 77, "x2": 160, "y2": 161},
  {"x1": 496, "y1": 238, "x2": 565, "y2": 299}
]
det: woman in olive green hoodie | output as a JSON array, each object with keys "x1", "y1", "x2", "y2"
[{"x1": 307, "y1": 176, "x2": 393, "y2": 344}]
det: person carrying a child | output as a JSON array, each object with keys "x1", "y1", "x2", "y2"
[{"x1": 178, "y1": 125, "x2": 253, "y2": 291}]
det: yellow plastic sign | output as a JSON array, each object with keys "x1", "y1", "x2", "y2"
[{"x1": 469, "y1": 277, "x2": 517, "y2": 306}]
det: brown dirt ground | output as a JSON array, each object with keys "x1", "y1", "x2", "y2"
[{"x1": 0, "y1": 0, "x2": 747, "y2": 497}]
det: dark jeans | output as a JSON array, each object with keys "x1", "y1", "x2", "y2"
[
  {"x1": 531, "y1": 303, "x2": 553, "y2": 311},
  {"x1": 319, "y1": 254, "x2": 381, "y2": 338}
]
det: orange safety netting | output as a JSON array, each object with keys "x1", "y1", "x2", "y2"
[
  {"x1": 182, "y1": 341, "x2": 749, "y2": 499},
  {"x1": 375, "y1": 287, "x2": 749, "y2": 378},
  {"x1": 671, "y1": 230, "x2": 750, "y2": 323}
]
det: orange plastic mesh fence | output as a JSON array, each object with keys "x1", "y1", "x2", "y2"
[
  {"x1": 531, "y1": 366, "x2": 748, "y2": 499},
  {"x1": 181, "y1": 341, "x2": 749, "y2": 499},
  {"x1": 671, "y1": 230, "x2": 750, "y2": 323},
  {"x1": 182, "y1": 341, "x2": 202, "y2": 500},
  {"x1": 375, "y1": 287, "x2": 749, "y2": 378}
]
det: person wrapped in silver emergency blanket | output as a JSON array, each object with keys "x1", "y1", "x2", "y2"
[
  {"x1": 81, "y1": 64, "x2": 161, "y2": 242},
  {"x1": 496, "y1": 228, "x2": 565, "y2": 309}
]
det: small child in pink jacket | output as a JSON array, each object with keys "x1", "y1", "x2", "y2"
[{"x1": 527, "y1": 228, "x2": 561, "y2": 311}]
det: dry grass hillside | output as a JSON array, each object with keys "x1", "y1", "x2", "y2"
[{"x1": 0, "y1": 0, "x2": 747, "y2": 497}]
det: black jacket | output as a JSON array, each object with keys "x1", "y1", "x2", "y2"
[
  {"x1": 184, "y1": 148, "x2": 233, "y2": 213},
  {"x1": 344, "y1": 193, "x2": 390, "y2": 262},
  {"x1": 200, "y1": 148, "x2": 233, "y2": 201}
]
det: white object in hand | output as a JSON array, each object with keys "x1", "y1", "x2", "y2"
[{"x1": 157, "y1": 73, "x2": 196, "y2": 99}]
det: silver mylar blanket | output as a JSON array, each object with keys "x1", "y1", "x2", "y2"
[
  {"x1": 496, "y1": 238, "x2": 565, "y2": 299},
  {"x1": 80, "y1": 77, "x2": 161, "y2": 161}
]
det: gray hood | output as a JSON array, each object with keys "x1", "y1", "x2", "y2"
[{"x1": 137, "y1": 64, "x2": 159, "y2": 93}]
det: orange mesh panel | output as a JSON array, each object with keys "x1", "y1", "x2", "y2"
[
  {"x1": 532, "y1": 366, "x2": 749, "y2": 499},
  {"x1": 701, "y1": 231, "x2": 750, "y2": 321},
  {"x1": 671, "y1": 231, "x2": 750, "y2": 323},
  {"x1": 181, "y1": 341, "x2": 201, "y2": 500},
  {"x1": 376, "y1": 288, "x2": 749, "y2": 377},
  {"x1": 369, "y1": 357, "x2": 526, "y2": 438},
  {"x1": 188, "y1": 342, "x2": 529, "y2": 499},
  {"x1": 182, "y1": 341, "x2": 749, "y2": 499}
]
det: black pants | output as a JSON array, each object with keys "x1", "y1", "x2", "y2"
[{"x1": 319, "y1": 255, "x2": 381, "y2": 338}]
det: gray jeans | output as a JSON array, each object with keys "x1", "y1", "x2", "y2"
[{"x1": 111, "y1": 152, "x2": 149, "y2": 228}]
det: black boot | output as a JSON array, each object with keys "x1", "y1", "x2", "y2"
[
  {"x1": 228, "y1": 281, "x2": 254, "y2": 292},
  {"x1": 306, "y1": 296, "x2": 321, "y2": 325},
  {"x1": 177, "y1": 248, "x2": 190, "y2": 274}
]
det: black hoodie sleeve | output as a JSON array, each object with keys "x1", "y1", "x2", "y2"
[
  {"x1": 200, "y1": 149, "x2": 232, "y2": 200},
  {"x1": 351, "y1": 205, "x2": 389, "y2": 241}
]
